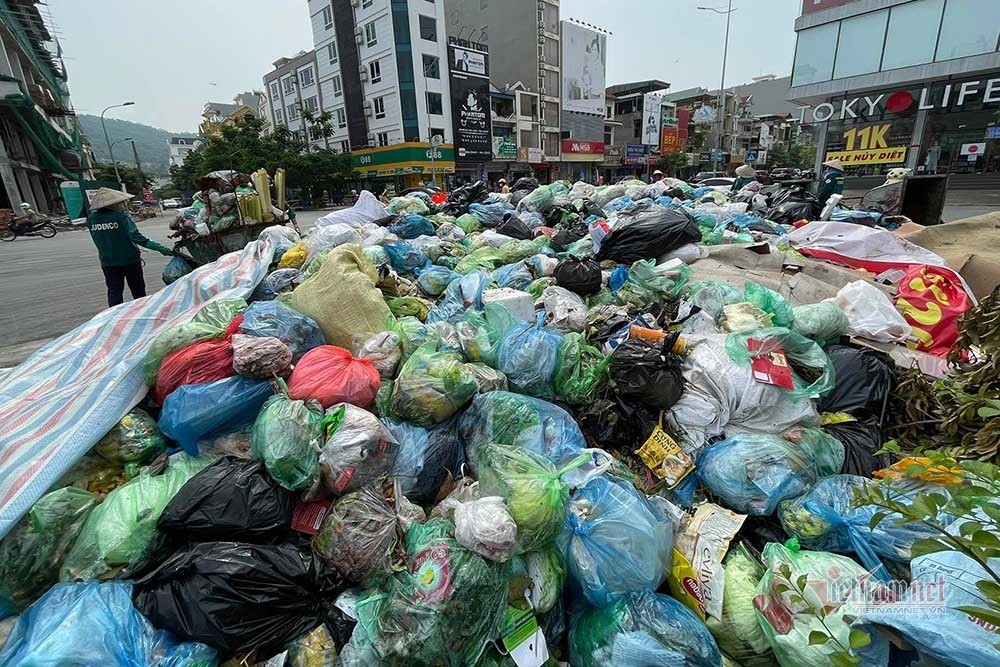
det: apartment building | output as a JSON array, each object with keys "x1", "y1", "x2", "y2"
[
  {"x1": 167, "y1": 137, "x2": 201, "y2": 169},
  {"x1": 261, "y1": 50, "x2": 328, "y2": 149}
]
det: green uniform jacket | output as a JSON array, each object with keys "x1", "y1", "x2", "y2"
[
  {"x1": 731, "y1": 176, "x2": 753, "y2": 192},
  {"x1": 817, "y1": 169, "x2": 845, "y2": 207},
  {"x1": 87, "y1": 209, "x2": 171, "y2": 267}
]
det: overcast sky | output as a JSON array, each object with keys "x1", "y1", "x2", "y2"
[{"x1": 51, "y1": 0, "x2": 800, "y2": 133}]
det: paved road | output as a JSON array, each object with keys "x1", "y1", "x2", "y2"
[{"x1": 0, "y1": 209, "x2": 328, "y2": 367}]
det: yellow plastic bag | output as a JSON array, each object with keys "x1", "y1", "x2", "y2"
[{"x1": 278, "y1": 241, "x2": 309, "y2": 269}]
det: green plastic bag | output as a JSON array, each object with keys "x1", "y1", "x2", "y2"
[
  {"x1": 626, "y1": 259, "x2": 691, "y2": 301},
  {"x1": 250, "y1": 392, "x2": 325, "y2": 491},
  {"x1": 687, "y1": 281, "x2": 744, "y2": 320},
  {"x1": 457, "y1": 213, "x2": 481, "y2": 234},
  {"x1": 497, "y1": 236, "x2": 549, "y2": 265},
  {"x1": 725, "y1": 326, "x2": 836, "y2": 400},
  {"x1": 390, "y1": 341, "x2": 479, "y2": 427},
  {"x1": 744, "y1": 282, "x2": 794, "y2": 328},
  {"x1": 386, "y1": 296, "x2": 430, "y2": 321},
  {"x1": 60, "y1": 454, "x2": 207, "y2": 581},
  {"x1": 527, "y1": 277, "x2": 556, "y2": 300},
  {"x1": 388, "y1": 315, "x2": 434, "y2": 362},
  {"x1": 524, "y1": 547, "x2": 566, "y2": 614},
  {"x1": 353, "y1": 518, "x2": 508, "y2": 666},
  {"x1": 705, "y1": 543, "x2": 774, "y2": 666},
  {"x1": 0, "y1": 487, "x2": 97, "y2": 617},
  {"x1": 455, "y1": 246, "x2": 503, "y2": 274},
  {"x1": 477, "y1": 445, "x2": 590, "y2": 553},
  {"x1": 94, "y1": 409, "x2": 166, "y2": 465},
  {"x1": 553, "y1": 333, "x2": 611, "y2": 404},
  {"x1": 791, "y1": 301, "x2": 849, "y2": 345},
  {"x1": 455, "y1": 303, "x2": 517, "y2": 367},
  {"x1": 373, "y1": 379, "x2": 394, "y2": 417}
]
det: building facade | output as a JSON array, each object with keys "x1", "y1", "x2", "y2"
[
  {"x1": 606, "y1": 80, "x2": 670, "y2": 180},
  {"x1": 261, "y1": 50, "x2": 327, "y2": 149},
  {"x1": 199, "y1": 92, "x2": 261, "y2": 138},
  {"x1": 167, "y1": 137, "x2": 201, "y2": 169},
  {"x1": 789, "y1": 0, "x2": 1000, "y2": 176}
]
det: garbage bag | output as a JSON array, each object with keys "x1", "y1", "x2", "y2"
[
  {"x1": 517, "y1": 185, "x2": 555, "y2": 213},
  {"x1": 284, "y1": 624, "x2": 338, "y2": 667},
  {"x1": 835, "y1": 280, "x2": 912, "y2": 343},
  {"x1": 352, "y1": 330, "x2": 402, "y2": 378},
  {"x1": 824, "y1": 418, "x2": 892, "y2": 477},
  {"x1": 143, "y1": 309, "x2": 239, "y2": 386},
  {"x1": 697, "y1": 431, "x2": 843, "y2": 515},
  {"x1": 754, "y1": 540, "x2": 889, "y2": 667},
  {"x1": 388, "y1": 315, "x2": 434, "y2": 361},
  {"x1": 60, "y1": 454, "x2": 208, "y2": 581},
  {"x1": 553, "y1": 332, "x2": 611, "y2": 404},
  {"x1": 390, "y1": 342, "x2": 479, "y2": 426},
  {"x1": 94, "y1": 408, "x2": 166, "y2": 465},
  {"x1": 687, "y1": 280, "x2": 743, "y2": 320},
  {"x1": 492, "y1": 261, "x2": 533, "y2": 290},
  {"x1": 469, "y1": 201, "x2": 512, "y2": 226},
  {"x1": 464, "y1": 362, "x2": 509, "y2": 393},
  {"x1": 240, "y1": 300, "x2": 326, "y2": 361},
  {"x1": 132, "y1": 540, "x2": 345, "y2": 657},
  {"x1": 446, "y1": 495, "x2": 518, "y2": 563},
  {"x1": 458, "y1": 391, "x2": 586, "y2": 474},
  {"x1": 790, "y1": 301, "x2": 849, "y2": 345},
  {"x1": 817, "y1": 344, "x2": 895, "y2": 420},
  {"x1": 0, "y1": 487, "x2": 96, "y2": 618},
  {"x1": 154, "y1": 314, "x2": 243, "y2": 403},
  {"x1": 495, "y1": 215, "x2": 533, "y2": 240},
  {"x1": 743, "y1": 282, "x2": 794, "y2": 328},
  {"x1": 595, "y1": 204, "x2": 700, "y2": 264},
  {"x1": 384, "y1": 241, "x2": 428, "y2": 274},
  {"x1": 456, "y1": 303, "x2": 518, "y2": 367},
  {"x1": 159, "y1": 376, "x2": 274, "y2": 456},
  {"x1": 157, "y1": 456, "x2": 295, "y2": 541},
  {"x1": 389, "y1": 214, "x2": 435, "y2": 239},
  {"x1": 318, "y1": 403, "x2": 399, "y2": 496},
  {"x1": 497, "y1": 235, "x2": 550, "y2": 265},
  {"x1": 307, "y1": 223, "x2": 362, "y2": 260},
  {"x1": 454, "y1": 245, "x2": 503, "y2": 274},
  {"x1": 497, "y1": 314, "x2": 563, "y2": 398},
  {"x1": 478, "y1": 445, "x2": 589, "y2": 553},
  {"x1": 231, "y1": 333, "x2": 292, "y2": 379},
  {"x1": 456, "y1": 213, "x2": 481, "y2": 234},
  {"x1": 416, "y1": 262, "x2": 458, "y2": 297},
  {"x1": 725, "y1": 327, "x2": 836, "y2": 400},
  {"x1": 350, "y1": 518, "x2": 508, "y2": 667},
  {"x1": 524, "y1": 547, "x2": 565, "y2": 614},
  {"x1": 0, "y1": 581, "x2": 216, "y2": 667},
  {"x1": 385, "y1": 417, "x2": 464, "y2": 505},
  {"x1": 312, "y1": 486, "x2": 400, "y2": 584},
  {"x1": 539, "y1": 286, "x2": 587, "y2": 333},
  {"x1": 569, "y1": 591, "x2": 722, "y2": 667},
  {"x1": 553, "y1": 257, "x2": 601, "y2": 296},
  {"x1": 251, "y1": 393, "x2": 325, "y2": 491},
  {"x1": 287, "y1": 345, "x2": 381, "y2": 409},
  {"x1": 386, "y1": 195, "x2": 429, "y2": 216},
  {"x1": 558, "y1": 476, "x2": 674, "y2": 608},
  {"x1": 427, "y1": 270, "x2": 490, "y2": 324},
  {"x1": 704, "y1": 543, "x2": 774, "y2": 667},
  {"x1": 256, "y1": 267, "x2": 301, "y2": 300},
  {"x1": 290, "y1": 244, "x2": 391, "y2": 348},
  {"x1": 608, "y1": 337, "x2": 685, "y2": 409},
  {"x1": 279, "y1": 241, "x2": 309, "y2": 269},
  {"x1": 617, "y1": 259, "x2": 690, "y2": 306},
  {"x1": 161, "y1": 254, "x2": 193, "y2": 285}
]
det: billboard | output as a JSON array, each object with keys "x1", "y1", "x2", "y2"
[
  {"x1": 448, "y1": 37, "x2": 492, "y2": 162},
  {"x1": 625, "y1": 143, "x2": 647, "y2": 165},
  {"x1": 561, "y1": 21, "x2": 606, "y2": 116},
  {"x1": 641, "y1": 93, "x2": 662, "y2": 146}
]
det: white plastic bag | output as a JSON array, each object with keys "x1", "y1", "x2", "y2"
[
  {"x1": 453, "y1": 496, "x2": 517, "y2": 562},
  {"x1": 315, "y1": 190, "x2": 386, "y2": 228},
  {"x1": 835, "y1": 280, "x2": 912, "y2": 343},
  {"x1": 538, "y1": 286, "x2": 587, "y2": 333},
  {"x1": 478, "y1": 230, "x2": 516, "y2": 248}
]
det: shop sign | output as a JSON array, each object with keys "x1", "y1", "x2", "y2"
[
  {"x1": 660, "y1": 127, "x2": 679, "y2": 154},
  {"x1": 960, "y1": 143, "x2": 986, "y2": 156},
  {"x1": 351, "y1": 142, "x2": 455, "y2": 170},
  {"x1": 492, "y1": 136, "x2": 517, "y2": 160},
  {"x1": 986, "y1": 126, "x2": 1000, "y2": 140},
  {"x1": 561, "y1": 139, "x2": 604, "y2": 155},
  {"x1": 518, "y1": 147, "x2": 545, "y2": 163},
  {"x1": 624, "y1": 143, "x2": 647, "y2": 165},
  {"x1": 602, "y1": 144, "x2": 624, "y2": 165},
  {"x1": 676, "y1": 108, "x2": 690, "y2": 150},
  {"x1": 825, "y1": 122, "x2": 906, "y2": 165}
]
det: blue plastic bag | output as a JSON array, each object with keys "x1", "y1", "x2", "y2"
[
  {"x1": 608, "y1": 266, "x2": 629, "y2": 292},
  {"x1": 457, "y1": 390, "x2": 585, "y2": 474},
  {"x1": 240, "y1": 300, "x2": 325, "y2": 361},
  {"x1": 254, "y1": 268, "x2": 300, "y2": 300},
  {"x1": 558, "y1": 476, "x2": 674, "y2": 608},
  {"x1": 469, "y1": 201, "x2": 513, "y2": 226},
  {"x1": 384, "y1": 242, "x2": 428, "y2": 274},
  {"x1": 426, "y1": 271, "x2": 490, "y2": 324},
  {"x1": 497, "y1": 313, "x2": 562, "y2": 398},
  {"x1": 492, "y1": 261, "x2": 533, "y2": 291},
  {"x1": 161, "y1": 255, "x2": 192, "y2": 285},
  {"x1": 0, "y1": 581, "x2": 215, "y2": 667},
  {"x1": 384, "y1": 417, "x2": 464, "y2": 505},
  {"x1": 603, "y1": 196, "x2": 634, "y2": 212},
  {"x1": 389, "y1": 214, "x2": 436, "y2": 239},
  {"x1": 416, "y1": 261, "x2": 458, "y2": 297},
  {"x1": 159, "y1": 376, "x2": 274, "y2": 455}
]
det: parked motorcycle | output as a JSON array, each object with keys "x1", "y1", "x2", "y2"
[{"x1": 0, "y1": 217, "x2": 57, "y2": 241}]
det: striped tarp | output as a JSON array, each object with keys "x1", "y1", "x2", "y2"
[{"x1": 0, "y1": 234, "x2": 277, "y2": 538}]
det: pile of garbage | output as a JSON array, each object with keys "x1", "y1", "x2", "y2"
[
  {"x1": 1, "y1": 174, "x2": 997, "y2": 667},
  {"x1": 169, "y1": 169, "x2": 289, "y2": 240}
]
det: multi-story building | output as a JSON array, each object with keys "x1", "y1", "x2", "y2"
[
  {"x1": 0, "y1": 0, "x2": 87, "y2": 213},
  {"x1": 606, "y1": 80, "x2": 670, "y2": 178},
  {"x1": 167, "y1": 137, "x2": 201, "y2": 169},
  {"x1": 199, "y1": 93, "x2": 261, "y2": 138},
  {"x1": 487, "y1": 82, "x2": 541, "y2": 183},
  {"x1": 261, "y1": 50, "x2": 327, "y2": 149},
  {"x1": 789, "y1": 0, "x2": 1000, "y2": 177}
]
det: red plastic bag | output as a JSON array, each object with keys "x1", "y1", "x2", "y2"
[
  {"x1": 286, "y1": 345, "x2": 380, "y2": 409},
  {"x1": 154, "y1": 316, "x2": 244, "y2": 404},
  {"x1": 895, "y1": 265, "x2": 971, "y2": 356}
]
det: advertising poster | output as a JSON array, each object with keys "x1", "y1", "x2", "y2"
[
  {"x1": 641, "y1": 93, "x2": 662, "y2": 146},
  {"x1": 677, "y1": 108, "x2": 690, "y2": 150},
  {"x1": 625, "y1": 143, "x2": 647, "y2": 165},
  {"x1": 448, "y1": 37, "x2": 492, "y2": 162},
  {"x1": 561, "y1": 21, "x2": 606, "y2": 116}
]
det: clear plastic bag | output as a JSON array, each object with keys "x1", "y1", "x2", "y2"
[
  {"x1": 231, "y1": 334, "x2": 292, "y2": 379},
  {"x1": 159, "y1": 376, "x2": 274, "y2": 456},
  {"x1": 464, "y1": 362, "x2": 509, "y2": 393},
  {"x1": 161, "y1": 254, "x2": 192, "y2": 285},
  {"x1": 455, "y1": 303, "x2": 517, "y2": 367},
  {"x1": 94, "y1": 408, "x2": 166, "y2": 465},
  {"x1": 250, "y1": 393, "x2": 325, "y2": 491},
  {"x1": 352, "y1": 331, "x2": 402, "y2": 378},
  {"x1": 312, "y1": 486, "x2": 400, "y2": 584},
  {"x1": 389, "y1": 342, "x2": 479, "y2": 427},
  {"x1": 385, "y1": 417, "x2": 464, "y2": 506},
  {"x1": 416, "y1": 261, "x2": 458, "y2": 297},
  {"x1": 318, "y1": 403, "x2": 399, "y2": 496},
  {"x1": 452, "y1": 495, "x2": 518, "y2": 563},
  {"x1": 258, "y1": 267, "x2": 301, "y2": 300},
  {"x1": 497, "y1": 313, "x2": 563, "y2": 398},
  {"x1": 835, "y1": 280, "x2": 912, "y2": 343},
  {"x1": 725, "y1": 326, "x2": 836, "y2": 400},
  {"x1": 687, "y1": 281, "x2": 744, "y2": 320},
  {"x1": 790, "y1": 301, "x2": 850, "y2": 345},
  {"x1": 539, "y1": 286, "x2": 587, "y2": 333},
  {"x1": 240, "y1": 300, "x2": 326, "y2": 361},
  {"x1": 426, "y1": 271, "x2": 490, "y2": 324},
  {"x1": 558, "y1": 475, "x2": 674, "y2": 608}
]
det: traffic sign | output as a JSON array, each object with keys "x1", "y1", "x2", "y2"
[{"x1": 745, "y1": 150, "x2": 758, "y2": 163}]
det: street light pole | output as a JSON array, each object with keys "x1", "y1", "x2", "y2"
[
  {"x1": 698, "y1": 2, "x2": 735, "y2": 174},
  {"x1": 100, "y1": 101, "x2": 135, "y2": 186},
  {"x1": 109, "y1": 137, "x2": 133, "y2": 189},
  {"x1": 129, "y1": 140, "x2": 145, "y2": 192}
]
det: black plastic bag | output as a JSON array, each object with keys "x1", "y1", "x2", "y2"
[
  {"x1": 132, "y1": 541, "x2": 344, "y2": 658},
  {"x1": 157, "y1": 457, "x2": 295, "y2": 542},
  {"x1": 372, "y1": 214, "x2": 400, "y2": 228},
  {"x1": 550, "y1": 229, "x2": 585, "y2": 252},
  {"x1": 817, "y1": 344, "x2": 895, "y2": 420},
  {"x1": 554, "y1": 258, "x2": 602, "y2": 296},
  {"x1": 608, "y1": 337, "x2": 685, "y2": 409},
  {"x1": 595, "y1": 204, "x2": 700, "y2": 263},
  {"x1": 496, "y1": 214, "x2": 533, "y2": 240},
  {"x1": 441, "y1": 181, "x2": 490, "y2": 215},
  {"x1": 512, "y1": 177, "x2": 539, "y2": 192},
  {"x1": 823, "y1": 418, "x2": 892, "y2": 477}
]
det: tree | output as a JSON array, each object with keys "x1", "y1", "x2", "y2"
[
  {"x1": 93, "y1": 162, "x2": 150, "y2": 196},
  {"x1": 302, "y1": 110, "x2": 335, "y2": 151},
  {"x1": 656, "y1": 151, "x2": 688, "y2": 177},
  {"x1": 769, "y1": 143, "x2": 817, "y2": 170}
]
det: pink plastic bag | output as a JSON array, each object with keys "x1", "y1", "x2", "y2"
[{"x1": 286, "y1": 345, "x2": 380, "y2": 409}]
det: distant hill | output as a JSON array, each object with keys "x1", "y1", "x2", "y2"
[{"x1": 78, "y1": 114, "x2": 197, "y2": 176}]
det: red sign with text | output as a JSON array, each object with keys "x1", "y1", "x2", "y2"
[
  {"x1": 660, "y1": 128, "x2": 679, "y2": 154},
  {"x1": 676, "y1": 108, "x2": 690, "y2": 151},
  {"x1": 561, "y1": 139, "x2": 605, "y2": 155}
]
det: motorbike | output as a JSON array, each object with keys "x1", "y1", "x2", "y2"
[{"x1": 0, "y1": 217, "x2": 57, "y2": 241}]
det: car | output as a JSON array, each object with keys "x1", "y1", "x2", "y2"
[
  {"x1": 693, "y1": 171, "x2": 727, "y2": 182},
  {"x1": 695, "y1": 177, "x2": 736, "y2": 193},
  {"x1": 161, "y1": 198, "x2": 181, "y2": 209},
  {"x1": 769, "y1": 167, "x2": 800, "y2": 181}
]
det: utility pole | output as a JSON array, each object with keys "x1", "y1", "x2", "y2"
[
  {"x1": 100, "y1": 101, "x2": 135, "y2": 186},
  {"x1": 129, "y1": 140, "x2": 145, "y2": 195},
  {"x1": 698, "y1": 2, "x2": 735, "y2": 174}
]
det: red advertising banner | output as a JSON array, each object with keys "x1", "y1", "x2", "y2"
[
  {"x1": 561, "y1": 139, "x2": 605, "y2": 155},
  {"x1": 660, "y1": 128, "x2": 679, "y2": 154},
  {"x1": 676, "y1": 108, "x2": 690, "y2": 151}
]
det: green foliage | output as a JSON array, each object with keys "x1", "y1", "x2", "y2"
[
  {"x1": 770, "y1": 143, "x2": 816, "y2": 169},
  {"x1": 78, "y1": 114, "x2": 195, "y2": 176},
  {"x1": 656, "y1": 150, "x2": 688, "y2": 175},
  {"x1": 92, "y1": 162, "x2": 151, "y2": 196}
]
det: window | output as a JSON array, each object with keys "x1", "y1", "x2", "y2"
[
  {"x1": 282, "y1": 76, "x2": 295, "y2": 94},
  {"x1": 426, "y1": 91, "x2": 442, "y2": 115},
  {"x1": 833, "y1": 10, "x2": 887, "y2": 79},
  {"x1": 321, "y1": 5, "x2": 333, "y2": 30},
  {"x1": 373, "y1": 96, "x2": 386, "y2": 119},
  {"x1": 422, "y1": 54, "x2": 440, "y2": 78},
  {"x1": 274, "y1": 108, "x2": 284, "y2": 125},
  {"x1": 363, "y1": 0, "x2": 373, "y2": 7},
  {"x1": 326, "y1": 43, "x2": 338, "y2": 67},
  {"x1": 310, "y1": 126, "x2": 322, "y2": 141},
  {"x1": 369, "y1": 59, "x2": 382, "y2": 84},
  {"x1": 304, "y1": 96, "x2": 318, "y2": 113},
  {"x1": 332, "y1": 75, "x2": 342, "y2": 97},
  {"x1": 365, "y1": 21, "x2": 377, "y2": 47},
  {"x1": 299, "y1": 66, "x2": 315, "y2": 87},
  {"x1": 430, "y1": 127, "x2": 444, "y2": 140},
  {"x1": 418, "y1": 15, "x2": 437, "y2": 41},
  {"x1": 340, "y1": 139, "x2": 350, "y2": 153},
  {"x1": 604, "y1": 127, "x2": 612, "y2": 144},
  {"x1": 377, "y1": 131, "x2": 389, "y2": 146},
  {"x1": 633, "y1": 118, "x2": 641, "y2": 138},
  {"x1": 335, "y1": 108, "x2": 346, "y2": 128},
  {"x1": 269, "y1": 81, "x2": 279, "y2": 99},
  {"x1": 792, "y1": 22, "x2": 839, "y2": 85},
  {"x1": 287, "y1": 103, "x2": 300, "y2": 120},
  {"x1": 936, "y1": 0, "x2": 1000, "y2": 61},
  {"x1": 882, "y1": 0, "x2": 943, "y2": 70}
]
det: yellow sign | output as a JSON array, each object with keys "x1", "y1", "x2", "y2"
[
  {"x1": 824, "y1": 146, "x2": 907, "y2": 166},
  {"x1": 634, "y1": 424, "x2": 693, "y2": 488}
]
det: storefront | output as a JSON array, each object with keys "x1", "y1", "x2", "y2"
[
  {"x1": 351, "y1": 142, "x2": 456, "y2": 193},
  {"x1": 516, "y1": 147, "x2": 551, "y2": 183},
  {"x1": 559, "y1": 139, "x2": 604, "y2": 182}
]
